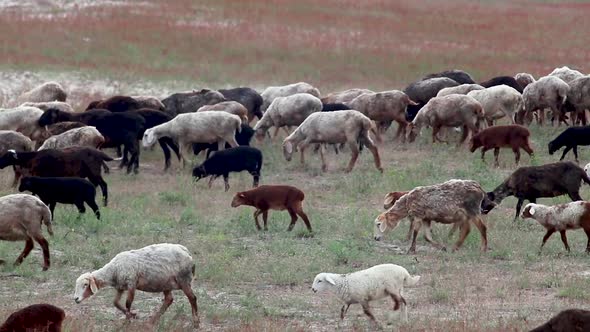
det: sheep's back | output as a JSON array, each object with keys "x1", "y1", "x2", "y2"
[{"x1": 405, "y1": 181, "x2": 484, "y2": 221}]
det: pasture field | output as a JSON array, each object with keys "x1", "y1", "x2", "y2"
[{"x1": 1, "y1": 0, "x2": 590, "y2": 331}]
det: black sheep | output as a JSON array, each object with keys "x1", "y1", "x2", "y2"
[
  {"x1": 19, "y1": 176, "x2": 101, "y2": 220},
  {"x1": 192, "y1": 124, "x2": 255, "y2": 158},
  {"x1": 479, "y1": 75, "x2": 524, "y2": 93},
  {"x1": 192, "y1": 146, "x2": 262, "y2": 192},
  {"x1": 86, "y1": 96, "x2": 142, "y2": 112},
  {"x1": 321, "y1": 103, "x2": 351, "y2": 112},
  {"x1": 219, "y1": 87, "x2": 263, "y2": 123},
  {"x1": 548, "y1": 126, "x2": 590, "y2": 162},
  {"x1": 529, "y1": 309, "x2": 590, "y2": 332}
]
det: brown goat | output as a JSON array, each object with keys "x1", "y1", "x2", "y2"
[
  {"x1": 469, "y1": 125, "x2": 533, "y2": 167},
  {"x1": 231, "y1": 185, "x2": 312, "y2": 232},
  {"x1": 0, "y1": 303, "x2": 65, "y2": 332},
  {"x1": 529, "y1": 308, "x2": 590, "y2": 332}
]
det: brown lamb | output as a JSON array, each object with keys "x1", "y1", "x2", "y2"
[
  {"x1": 231, "y1": 185, "x2": 312, "y2": 232},
  {"x1": 469, "y1": 125, "x2": 534, "y2": 167},
  {"x1": 0, "y1": 303, "x2": 65, "y2": 332},
  {"x1": 529, "y1": 308, "x2": 590, "y2": 332}
]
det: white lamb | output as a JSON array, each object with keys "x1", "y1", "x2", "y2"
[
  {"x1": 254, "y1": 93, "x2": 322, "y2": 139},
  {"x1": 467, "y1": 85, "x2": 523, "y2": 126},
  {"x1": 312, "y1": 264, "x2": 420, "y2": 327},
  {"x1": 260, "y1": 82, "x2": 321, "y2": 114},
  {"x1": 38, "y1": 126, "x2": 104, "y2": 150},
  {"x1": 74, "y1": 243, "x2": 199, "y2": 328},
  {"x1": 142, "y1": 111, "x2": 240, "y2": 167},
  {"x1": 0, "y1": 106, "x2": 45, "y2": 141}
]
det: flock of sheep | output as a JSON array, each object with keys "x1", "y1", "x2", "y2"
[{"x1": 2, "y1": 65, "x2": 590, "y2": 331}]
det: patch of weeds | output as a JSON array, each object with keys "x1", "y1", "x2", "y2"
[
  {"x1": 430, "y1": 288, "x2": 450, "y2": 304},
  {"x1": 158, "y1": 191, "x2": 188, "y2": 206},
  {"x1": 327, "y1": 240, "x2": 360, "y2": 266},
  {"x1": 557, "y1": 278, "x2": 590, "y2": 300},
  {"x1": 490, "y1": 247, "x2": 512, "y2": 260}
]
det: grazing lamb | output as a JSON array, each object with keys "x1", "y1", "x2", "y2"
[
  {"x1": 484, "y1": 161, "x2": 590, "y2": 220},
  {"x1": 408, "y1": 94, "x2": 484, "y2": 145},
  {"x1": 514, "y1": 73, "x2": 536, "y2": 90},
  {"x1": 282, "y1": 110, "x2": 382, "y2": 172},
  {"x1": 161, "y1": 89, "x2": 226, "y2": 116},
  {"x1": 479, "y1": 75, "x2": 524, "y2": 93},
  {"x1": 467, "y1": 85, "x2": 524, "y2": 126},
  {"x1": 422, "y1": 69, "x2": 476, "y2": 84},
  {"x1": 21, "y1": 101, "x2": 75, "y2": 113},
  {"x1": 521, "y1": 76, "x2": 569, "y2": 126},
  {"x1": 0, "y1": 304, "x2": 65, "y2": 332},
  {"x1": 192, "y1": 123, "x2": 254, "y2": 159},
  {"x1": 219, "y1": 87, "x2": 264, "y2": 123},
  {"x1": 521, "y1": 202, "x2": 590, "y2": 253},
  {"x1": 17, "y1": 82, "x2": 67, "y2": 104},
  {"x1": 197, "y1": 101, "x2": 249, "y2": 123},
  {"x1": 320, "y1": 88, "x2": 373, "y2": 105},
  {"x1": 0, "y1": 194, "x2": 52, "y2": 271},
  {"x1": 231, "y1": 185, "x2": 312, "y2": 232},
  {"x1": 529, "y1": 308, "x2": 590, "y2": 332},
  {"x1": 192, "y1": 146, "x2": 262, "y2": 191},
  {"x1": 469, "y1": 125, "x2": 534, "y2": 167},
  {"x1": 253, "y1": 93, "x2": 322, "y2": 140},
  {"x1": 0, "y1": 130, "x2": 34, "y2": 187},
  {"x1": 374, "y1": 179, "x2": 489, "y2": 253},
  {"x1": 403, "y1": 77, "x2": 459, "y2": 121},
  {"x1": 436, "y1": 83, "x2": 484, "y2": 97},
  {"x1": 19, "y1": 176, "x2": 100, "y2": 220},
  {"x1": 548, "y1": 66, "x2": 585, "y2": 84},
  {"x1": 74, "y1": 243, "x2": 199, "y2": 328},
  {"x1": 312, "y1": 264, "x2": 420, "y2": 327},
  {"x1": 38, "y1": 126, "x2": 104, "y2": 151},
  {"x1": 548, "y1": 126, "x2": 590, "y2": 162},
  {"x1": 564, "y1": 76, "x2": 590, "y2": 125},
  {"x1": 0, "y1": 106, "x2": 45, "y2": 141},
  {"x1": 260, "y1": 82, "x2": 321, "y2": 114},
  {"x1": 142, "y1": 111, "x2": 240, "y2": 167}
]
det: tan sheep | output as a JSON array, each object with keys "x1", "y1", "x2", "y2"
[
  {"x1": 21, "y1": 101, "x2": 75, "y2": 113},
  {"x1": 320, "y1": 88, "x2": 373, "y2": 104},
  {"x1": 38, "y1": 126, "x2": 104, "y2": 151},
  {"x1": 467, "y1": 85, "x2": 523, "y2": 126},
  {"x1": 254, "y1": 93, "x2": 322, "y2": 140},
  {"x1": 197, "y1": 101, "x2": 249, "y2": 124},
  {"x1": 17, "y1": 82, "x2": 67, "y2": 104},
  {"x1": 436, "y1": 83, "x2": 484, "y2": 97},
  {"x1": 260, "y1": 82, "x2": 321, "y2": 114}
]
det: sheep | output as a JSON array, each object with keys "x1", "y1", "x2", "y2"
[
  {"x1": 253, "y1": 93, "x2": 322, "y2": 140},
  {"x1": 469, "y1": 125, "x2": 534, "y2": 167},
  {"x1": 514, "y1": 72, "x2": 536, "y2": 90},
  {"x1": 374, "y1": 179, "x2": 489, "y2": 253},
  {"x1": 529, "y1": 309, "x2": 590, "y2": 332},
  {"x1": 347, "y1": 90, "x2": 417, "y2": 141},
  {"x1": 408, "y1": 94, "x2": 484, "y2": 145},
  {"x1": 19, "y1": 176, "x2": 101, "y2": 220},
  {"x1": 130, "y1": 95, "x2": 167, "y2": 112},
  {"x1": 436, "y1": 83, "x2": 484, "y2": 97},
  {"x1": 231, "y1": 185, "x2": 312, "y2": 232},
  {"x1": 218, "y1": 87, "x2": 264, "y2": 123},
  {"x1": 0, "y1": 148, "x2": 112, "y2": 206},
  {"x1": 192, "y1": 123, "x2": 254, "y2": 159},
  {"x1": 192, "y1": 146, "x2": 261, "y2": 192},
  {"x1": 0, "y1": 130, "x2": 34, "y2": 187},
  {"x1": 73, "y1": 243, "x2": 199, "y2": 328},
  {"x1": 479, "y1": 75, "x2": 524, "y2": 93},
  {"x1": 564, "y1": 76, "x2": 590, "y2": 125},
  {"x1": 142, "y1": 111, "x2": 240, "y2": 167},
  {"x1": 403, "y1": 77, "x2": 460, "y2": 121},
  {"x1": 17, "y1": 82, "x2": 67, "y2": 104},
  {"x1": 260, "y1": 82, "x2": 321, "y2": 114},
  {"x1": 0, "y1": 106, "x2": 46, "y2": 141},
  {"x1": 0, "y1": 303, "x2": 65, "y2": 332},
  {"x1": 521, "y1": 76, "x2": 570, "y2": 126},
  {"x1": 0, "y1": 194, "x2": 52, "y2": 271},
  {"x1": 85, "y1": 95, "x2": 141, "y2": 112},
  {"x1": 320, "y1": 88, "x2": 373, "y2": 105},
  {"x1": 548, "y1": 126, "x2": 590, "y2": 162},
  {"x1": 311, "y1": 264, "x2": 420, "y2": 327},
  {"x1": 21, "y1": 101, "x2": 75, "y2": 113},
  {"x1": 38, "y1": 126, "x2": 104, "y2": 151},
  {"x1": 161, "y1": 89, "x2": 226, "y2": 116},
  {"x1": 34, "y1": 121, "x2": 87, "y2": 149},
  {"x1": 422, "y1": 69, "x2": 476, "y2": 84},
  {"x1": 467, "y1": 85, "x2": 524, "y2": 126},
  {"x1": 197, "y1": 100, "x2": 249, "y2": 124},
  {"x1": 282, "y1": 110, "x2": 382, "y2": 173},
  {"x1": 548, "y1": 66, "x2": 585, "y2": 84},
  {"x1": 483, "y1": 161, "x2": 590, "y2": 220}
]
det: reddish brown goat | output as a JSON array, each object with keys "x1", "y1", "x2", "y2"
[
  {"x1": 469, "y1": 125, "x2": 533, "y2": 167},
  {"x1": 231, "y1": 185, "x2": 312, "y2": 232},
  {"x1": 529, "y1": 308, "x2": 590, "y2": 332},
  {"x1": 0, "y1": 303, "x2": 65, "y2": 332}
]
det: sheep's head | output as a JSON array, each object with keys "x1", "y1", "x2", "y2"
[
  {"x1": 0, "y1": 149, "x2": 18, "y2": 169},
  {"x1": 231, "y1": 192, "x2": 249, "y2": 207},
  {"x1": 311, "y1": 273, "x2": 337, "y2": 293},
  {"x1": 254, "y1": 127, "x2": 266, "y2": 141},
  {"x1": 192, "y1": 165, "x2": 207, "y2": 181},
  {"x1": 469, "y1": 136, "x2": 481, "y2": 152},
  {"x1": 521, "y1": 204, "x2": 536, "y2": 219},
  {"x1": 481, "y1": 192, "x2": 498, "y2": 214},
  {"x1": 74, "y1": 272, "x2": 99, "y2": 304},
  {"x1": 407, "y1": 123, "x2": 419, "y2": 142},
  {"x1": 373, "y1": 211, "x2": 401, "y2": 241},
  {"x1": 547, "y1": 141, "x2": 559, "y2": 155},
  {"x1": 142, "y1": 129, "x2": 157, "y2": 147},
  {"x1": 17, "y1": 176, "x2": 32, "y2": 192},
  {"x1": 38, "y1": 108, "x2": 60, "y2": 127},
  {"x1": 282, "y1": 141, "x2": 295, "y2": 161}
]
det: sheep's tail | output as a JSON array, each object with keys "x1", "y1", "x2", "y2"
[
  {"x1": 403, "y1": 272, "x2": 420, "y2": 287},
  {"x1": 96, "y1": 150, "x2": 114, "y2": 162},
  {"x1": 405, "y1": 94, "x2": 418, "y2": 106},
  {"x1": 39, "y1": 203, "x2": 53, "y2": 236}
]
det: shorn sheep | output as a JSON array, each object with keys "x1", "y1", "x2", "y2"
[
  {"x1": 0, "y1": 194, "x2": 52, "y2": 271},
  {"x1": 469, "y1": 125, "x2": 534, "y2": 167},
  {"x1": 529, "y1": 308, "x2": 590, "y2": 332},
  {"x1": 231, "y1": 185, "x2": 312, "y2": 232},
  {"x1": 374, "y1": 179, "x2": 489, "y2": 253},
  {"x1": 0, "y1": 303, "x2": 65, "y2": 332},
  {"x1": 548, "y1": 126, "x2": 590, "y2": 162},
  {"x1": 17, "y1": 82, "x2": 67, "y2": 104},
  {"x1": 73, "y1": 243, "x2": 199, "y2": 328},
  {"x1": 254, "y1": 93, "x2": 322, "y2": 139},
  {"x1": 259, "y1": 82, "x2": 321, "y2": 114},
  {"x1": 282, "y1": 110, "x2": 382, "y2": 173},
  {"x1": 312, "y1": 264, "x2": 420, "y2": 327},
  {"x1": 467, "y1": 85, "x2": 524, "y2": 126},
  {"x1": 521, "y1": 201, "x2": 590, "y2": 253},
  {"x1": 38, "y1": 126, "x2": 104, "y2": 151}
]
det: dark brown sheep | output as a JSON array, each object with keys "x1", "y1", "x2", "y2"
[
  {"x1": 231, "y1": 185, "x2": 312, "y2": 232},
  {"x1": 529, "y1": 309, "x2": 590, "y2": 332},
  {"x1": 0, "y1": 303, "x2": 65, "y2": 332},
  {"x1": 469, "y1": 125, "x2": 534, "y2": 167}
]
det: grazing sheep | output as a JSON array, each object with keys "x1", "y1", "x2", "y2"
[
  {"x1": 260, "y1": 82, "x2": 321, "y2": 114},
  {"x1": 17, "y1": 82, "x2": 67, "y2": 104},
  {"x1": 130, "y1": 95, "x2": 167, "y2": 112},
  {"x1": 142, "y1": 111, "x2": 240, "y2": 167},
  {"x1": 548, "y1": 66, "x2": 585, "y2": 84},
  {"x1": 282, "y1": 110, "x2": 382, "y2": 172},
  {"x1": 529, "y1": 308, "x2": 590, "y2": 332},
  {"x1": 403, "y1": 77, "x2": 460, "y2": 121},
  {"x1": 436, "y1": 83, "x2": 484, "y2": 97},
  {"x1": 38, "y1": 126, "x2": 104, "y2": 151},
  {"x1": 0, "y1": 106, "x2": 45, "y2": 141},
  {"x1": 192, "y1": 123, "x2": 254, "y2": 159},
  {"x1": 422, "y1": 69, "x2": 476, "y2": 84},
  {"x1": 73, "y1": 243, "x2": 199, "y2": 328},
  {"x1": 161, "y1": 89, "x2": 226, "y2": 116},
  {"x1": 374, "y1": 179, "x2": 489, "y2": 253},
  {"x1": 479, "y1": 75, "x2": 524, "y2": 93},
  {"x1": 484, "y1": 161, "x2": 590, "y2": 220},
  {"x1": 514, "y1": 73, "x2": 536, "y2": 90},
  {"x1": 21, "y1": 101, "x2": 75, "y2": 113},
  {"x1": 320, "y1": 88, "x2": 373, "y2": 105},
  {"x1": 408, "y1": 94, "x2": 484, "y2": 145},
  {"x1": 564, "y1": 76, "x2": 590, "y2": 125},
  {"x1": 197, "y1": 101, "x2": 249, "y2": 124},
  {"x1": 253, "y1": 93, "x2": 322, "y2": 140},
  {"x1": 521, "y1": 76, "x2": 569, "y2": 126},
  {"x1": 0, "y1": 304, "x2": 65, "y2": 332},
  {"x1": 34, "y1": 121, "x2": 87, "y2": 149},
  {"x1": 312, "y1": 264, "x2": 420, "y2": 327},
  {"x1": 548, "y1": 126, "x2": 590, "y2": 162},
  {"x1": 231, "y1": 185, "x2": 312, "y2": 232},
  {"x1": 219, "y1": 87, "x2": 264, "y2": 123},
  {"x1": 469, "y1": 125, "x2": 534, "y2": 167},
  {"x1": 192, "y1": 146, "x2": 262, "y2": 192},
  {"x1": 19, "y1": 176, "x2": 100, "y2": 220},
  {"x1": 0, "y1": 130, "x2": 34, "y2": 187},
  {"x1": 467, "y1": 85, "x2": 524, "y2": 126},
  {"x1": 0, "y1": 194, "x2": 52, "y2": 271}
]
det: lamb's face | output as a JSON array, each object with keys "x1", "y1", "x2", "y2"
[
  {"x1": 74, "y1": 273, "x2": 97, "y2": 304},
  {"x1": 231, "y1": 193, "x2": 246, "y2": 207},
  {"x1": 374, "y1": 213, "x2": 397, "y2": 241},
  {"x1": 0, "y1": 150, "x2": 18, "y2": 169},
  {"x1": 548, "y1": 141, "x2": 558, "y2": 155},
  {"x1": 142, "y1": 130, "x2": 157, "y2": 147},
  {"x1": 311, "y1": 273, "x2": 336, "y2": 293},
  {"x1": 17, "y1": 177, "x2": 31, "y2": 192}
]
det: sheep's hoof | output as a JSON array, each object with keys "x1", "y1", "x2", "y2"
[
  {"x1": 42, "y1": 265, "x2": 49, "y2": 271},
  {"x1": 126, "y1": 312, "x2": 138, "y2": 320}
]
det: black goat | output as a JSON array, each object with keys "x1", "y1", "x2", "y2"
[
  {"x1": 548, "y1": 126, "x2": 590, "y2": 162},
  {"x1": 192, "y1": 124, "x2": 254, "y2": 159}
]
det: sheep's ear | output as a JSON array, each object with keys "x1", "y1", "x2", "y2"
[
  {"x1": 238, "y1": 193, "x2": 246, "y2": 198},
  {"x1": 528, "y1": 207, "x2": 535, "y2": 216},
  {"x1": 89, "y1": 276, "x2": 98, "y2": 294},
  {"x1": 284, "y1": 141, "x2": 293, "y2": 154},
  {"x1": 379, "y1": 219, "x2": 387, "y2": 233},
  {"x1": 325, "y1": 275, "x2": 336, "y2": 285}
]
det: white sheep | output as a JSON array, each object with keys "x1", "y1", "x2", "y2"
[
  {"x1": 436, "y1": 83, "x2": 484, "y2": 97},
  {"x1": 0, "y1": 106, "x2": 46, "y2": 141},
  {"x1": 17, "y1": 82, "x2": 67, "y2": 104},
  {"x1": 73, "y1": 243, "x2": 199, "y2": 328},
  {"x1": 548, "y1": 66, "x2": 585, "y2": 84},
  {"x1": 260, "y1": 82, "x2": 321, "y2": 114},
  {"x1": 0, "y1": 194, "x2": 52, "y2": 271},
  {"x1": 142, "y1": 111, "x2": 240, "y2": 167},
  {"x1": 38, "y1": 126, "x2": 104, "y2": 151},
  {"x1": 467, "y1": 85, "x2": 523, "y2": 126},
  {"x1": 282, "y1": 110, "x2": 383, "y2": 172},
  {"x1": 254, "y1": 93, "x2": 322, "y2": 139},
  {"x1": 20, "y1": 101, "x2": 75, "y2": 113},
  {"x1": 320, "y1": 88, "x2": 373, "y2": 104},
  {"x1": 522, "y1": 76, "x2": 570, "y2": 125},
  {"x1": 312, "y1": 264, "x2": 420, "y2": 327},
  {"x1": 197, "y1": 100, "x2": 249, "y2": 124},
  {"x1": 514, "y1": 72, "x2": 536, "y2": 89}
]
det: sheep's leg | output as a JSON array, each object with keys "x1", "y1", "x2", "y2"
[
  {"x1": 345, "y1": 140, "x2": 359, "y2": 173},
  {"x1": 447, "y1": 223, "x2": 459, "y2": 239},
  {"x1": 150, "y1": 291, "x2": 173, "y2": 324},
  {"x1": 119, "y1": 145, "x2": 129, "y2": 169},
  {"x1": 319, "y1": 144, "x2": 327, "y2": 172},
  {"x1": 540, "y1": 229, "x2": 556, "y2": 252},
  {"x1": 471, "y1": 216, "x2": 488, "y2": 252},
  {"x1": 113, "y1": 290, "x2": 128, "y2": 317},
  {"x1": 249, "y1": 170, "x2": 260, "y2": 188},
  {"x1": 89, "y1": 176, "x2": 108, "y2": 207},
  {"x1": 559, "y1": 146, "x2": 571, "y2": 161},
  {"x1": 14, "y1": 238, "x2": 34, "y2": 266},
  {"x1": 178, "y1": 141, "x2": 187, "y2": 168},
  {"x1": 125, "y1": 288, "x2": 137, "y2": 319},
  {"x1": 340, "y1": 304, "x2": 350, "y2": 320},
  {"x1": 262, "y1": 210, "x2": 269, "y2": 231},
  {"x1": 217, "y1": 140, "x2": 225, "y2": 152},
  {"x1": 180, "y1": 283, "x2": 200, "y2": 329},
  {"x1": 74, "y1": 201, "x2": 86, "y2": 217},
  {"x1": 253, "y1": 210, "x2": 262, "y2": 231},
  {"x1": 361, "y1": 135, "x2": 383, "y2": 173},
  {"x1": 298, "y1": 141, "x2": 311, "y2": 165},
  {"x1": 568, "y1": 191, "x2": 583, "y2": 202},
  {"x1": 458, "y1": 125, "x2": 469, "y2": 145},
  {"x1": 559, "y1": 230, "x2": 571, "y2": 252},
  {"x1": 452, "y1": 221, "x2": 471, "y2": 252},
  {"x1": 493, "y1": 148, "x2": 500, "y2": 167},
  {"x1": 573, "y1": 146, "x2": 579, "y2": 163},
  {"x1": 158, "y1": 138, "x2": 172, "y2": 171},
  {"x1": 408, "y1": 220, "x2": 422, "y2": 254},
  {"x1": 223, "y1": 174, "x2": 230, "y2": 192},
  {"x1": 514, "y1": 198, "x2": 525, "y2": 221},
  {"x1": 513, "y1": 146, "x2": 521, "y2": 165},
  {"x1": 480, "y1": 148, "x2": 488, "y2": 163},
  {"x1": 207, "y1": 175, "x2": 216, "y2": 189},
  {"x1": 86, "y1": 199, "x2": 101, "y2": 220},
  {"x1": 584, "y1": 228, "x2": 590, "y2": 253},
  {"x1": 295, "y1": 202, "x2": 312, "y2": 232},
  {"x1": 287, "y1": 208, "x2": 298, "y2": 231},
  {"x1": 272, "y1": 127, "x2": 281, "y2": 138},
  {"x1": 226, "y1": 135, "x2": 239, "y2": 148},
  {"x1": 102, "y1": 161, "x2": 110, "y2": 174},
  {"x1": 422, "y1": 221, "x2": 445, "y2": 251},
  {"x1": 523, "y1": 142, "x2": 534, "y2": 157},
  {"x1": 360, "y1": 303, "x2": 381, "y2": 329},
  {"x1": 49, "y1": 202, "x2": 57, "y2": 220},
  {"x1": 388, "y1": 292, "x2": 408, "y2": 322},
  {"x1": 405, "y1": 217, "x2": 415, "y2": 241}
]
